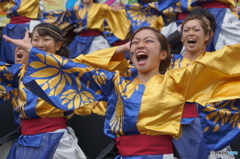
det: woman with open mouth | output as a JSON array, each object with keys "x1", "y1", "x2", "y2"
[{"x1": 171, "y1": 14, "x2": 237, "y2": 158}]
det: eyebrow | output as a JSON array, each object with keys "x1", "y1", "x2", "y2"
[
  {"x1": 133, "y1": 36, "x2": 155, "y2": 40},
  {"x1": 183, "y1": 26, "x2": 201, "y2": 29}
]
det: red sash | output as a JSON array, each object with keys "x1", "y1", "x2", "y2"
[
  {"x1": 202, "y1": 1, "x2": 229, "y2": 9},
  {"x1": 79, "y1": 29, "x2": 102, "y2": 37},
  {"x1": 182, "y1": 103, "x2": 199, "y2": 118},
  {"x1": 21, "y1": 117, "x2": 67, "y2": 135},
  {"x1": 177, "y1": 12, "x2": 189, "y2": 20},
  {"x1": 10, "y1": 16, "x2": 32, "y2": 24},
  {"x1": 115, "y1": 134, "x2": 172, "y2": 156}
]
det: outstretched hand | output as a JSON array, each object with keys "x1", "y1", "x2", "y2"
[{"x1": 3, "y1": 30, "x2": 32, "y2": 53}]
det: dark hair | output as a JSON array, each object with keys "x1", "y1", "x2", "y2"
[
  {"x1": 129, "y1": 26, "x2": 172, "y2": 74},
  {"x1": 188, "y1": 7, "x2": 216, "y2": 33},
  {"x1": 81, "y1": 0, "x2": 98, "y2": 3},
  {"x1": 32, "y1": 23, "x2": 70, "y2": 58},
  {"x1": 181, "y1": 15, "x2": 211, "y2": 44}
]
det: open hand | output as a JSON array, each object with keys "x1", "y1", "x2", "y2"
[{"x1": 3, "y1": 30, "x2": 32, "y2": 53}]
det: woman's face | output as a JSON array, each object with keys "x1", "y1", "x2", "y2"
[
  {"x1": 31, "y1": 30, "x2": 61, "y2": 54},
  {"x1": 181, "y1": 19, "x2": 210, "y2": 55},
  {"x1": 15, "y1": 47, "x2": 29, "y2": 65},
  {"x1": 130, "y1": 29, "x2": 166, "y2": 74}
]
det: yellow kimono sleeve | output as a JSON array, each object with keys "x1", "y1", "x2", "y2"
[
  {"x1": 74, "y1": 101, "x2": 107, "y2": 116},
  {"x1": 17, "y1": 0, "x2": 40, "y2": 19},
  {"x1": 101, "y1": 4, "x2": 131, "y2": 41},
  {"x1": 183, "y1": 43, "x2": 240, "y2": 105},
  {"x1": 73, "y1": 47, "x2": 130, "y2": 73}
]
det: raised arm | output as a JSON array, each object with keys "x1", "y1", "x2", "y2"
[
  {"x1": 184, "y1": 43, "x2": 240, "y2": 105},
  {"x1": 72, "y1": 41, "x2": 131, "y2": 73},
  {"x1": 22, "y1": 47, "x2": 115, "y2": 111}
]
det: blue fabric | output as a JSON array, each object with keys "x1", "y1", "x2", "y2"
[
  {"x1": 198, "y1": 99, "x2": 240, "y2": 151},
  {"x1": 157, "y1": 0, "x2": 178, "y2": 11},
  {"x1": 122, "y1": 84, "x2": 145, "y2": 135},
  {"x1": 0, "y1": 62, "x2": 22, "y2": 98},
  {"x1": 11, "y1": 0, "x2": 21, "y2": 17},
  {"x1": 7, "y1": 132, "x2": 64, "y2": 159},
  {"x1": 0, "y1": 23, "x2": 29, "y2": 64},
  {"x1": 181, "y1": 118, "x2": 195, "y2": 125},
  {"x1": 68, "y1": 35, "x2": 95, "y2": 58},
  {"x1": 42, "y1": 7, "x2": 78, "y2": 36},
  {"x1": 18, "y1": 134, "x2": 43, "y2": 147},
  {"x1": 206, "y1": 8, "x2": 226, "y2": 52},
  {"x1": 180, "y1": 0, "x2": 189, "y2": 13},
  {"x1": 172, "y1": 54, "x2": 183, "y2": 69},
  {"x1": 125, "y1": 3, "x2": 160, "y2": 33},
  {"x1": 173, "y1": 118, "x2": 209, "y2": 159}
]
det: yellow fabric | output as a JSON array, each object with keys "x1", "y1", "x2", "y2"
[
  {"x1": 172, "y1": 56, "x2": 193, "y2": 69},
  {"x1": 100, "y1": 4, "x2": 131, "y2": 40},
  {"x1": 0, "y1": 1, "x2": 9, "y2": 12},
  {"x1": 0, "y1": 0, "x2": 40, "y2": 19},
  {"x1": 74, "y1": 47, "x2": 130, "y2": 73},
  {"x1": 71, "y1": 47, "x2": 129, "y2": 116},
  {"x1": 150, "y1": 16, "x2": 164, "y2": 32},
  {"x1": 18, "y1": 0, "x2": 40, "y2": 19},
  {"x1": 74, "y1": 101, "x2": 107, "y2": 116},
  {"x1": 73, "y1": 3, "x2": 130, "y2": 40},
  {"x1": 138, "y1": 43, "x2": 240, "y2": 137}
]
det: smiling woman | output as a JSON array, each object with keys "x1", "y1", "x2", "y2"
[
  {"x1": 171, "y1": 15, "x2": 239, "y2": 159},
  {"x1": 0, "y1": 23, "x2": 90, "y2": 159},
  {"x1": 180, "y1": 15, "x2": 211, "y2": 61}
]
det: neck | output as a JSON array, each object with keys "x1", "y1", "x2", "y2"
[
  {"x1": 184, "y1": 47, "x2": 205, "y2": 61},
  {"x1": 137, "y1": 70, "x2": 160, "y2": 84}
]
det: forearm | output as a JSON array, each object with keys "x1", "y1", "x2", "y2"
[{"x1": 74, "y1": 46, "x2": 130, "y2": 73}]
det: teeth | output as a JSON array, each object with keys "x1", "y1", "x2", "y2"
[
  {"x1": 188, "y1": 39, "x2": 196, "y2": 42},
  {"x1": 137, "y1": 52, "x2": 147, "y2": 56},
  {"x1": 16, "y1": 52, "x2": 22, "y2": 55}
]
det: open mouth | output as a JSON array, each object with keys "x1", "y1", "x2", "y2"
[
  {"x1": 188, "y1": 39, "x2": 196, "y2": 45},
  {"x1": 136, "y1": 52, "x2": 148, "y2": 63},
  {"x1": 16, "y1": 52, "x2": 23, "y2": 58}
]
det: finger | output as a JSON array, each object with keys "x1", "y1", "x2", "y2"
[
  {"x1": 2, "y1": 35, "x2": 20, "y2": 47},
  {"x1": 2, "y1": 35, "x2": 13, "y2": 42},
  {"x1": 23, "y1": 31, "x2": 31, "y2": 43},
  {"x1": 23, "y1": 30, "x2": 30, "y2": 39}
]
